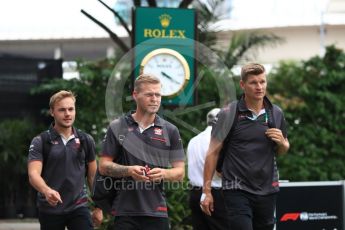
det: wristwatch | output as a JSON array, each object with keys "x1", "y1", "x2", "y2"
[{"x1": 140, "y1": 48, "x2": 190, "y2": 97}]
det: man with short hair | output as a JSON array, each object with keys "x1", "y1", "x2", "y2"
[
  {"x1": 187, "y1": 108, "x2": 229, "y2": 230},
  {"x1": 99, "y1": 74, "x2": 185, "y2": 230},
  {"x1": 28, "y1": 90, "x2": 102, "y2": 230},
  {"x1": 201, "y1": 63, "x2": 290, "y2": 230}
]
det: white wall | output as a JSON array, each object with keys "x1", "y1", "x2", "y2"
[{"x1": 216, "y1": 24, "x2": 345, "y2": 64}]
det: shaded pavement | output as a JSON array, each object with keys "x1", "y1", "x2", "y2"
[{"x1": 0, "y1": 219, "x2": 39, "y2": 230}]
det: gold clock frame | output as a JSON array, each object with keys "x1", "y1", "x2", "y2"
[{"x1": 140, "y1": 48, "x2": 190, "y2": 97}]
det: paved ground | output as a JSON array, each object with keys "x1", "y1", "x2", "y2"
[{"x1": 0, "y1": 219, "x2": 39, "y2": 230}]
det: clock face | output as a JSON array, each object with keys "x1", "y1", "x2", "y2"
[{"x1": 141, "y1": 48, "x2": 190, "y2": 97}]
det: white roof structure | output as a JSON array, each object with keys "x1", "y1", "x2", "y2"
[
  {"x1": 213, "y1": 0, "x2": 345, "y2": 31},
  {"x1": 1, "y1": 0, "x2": 344, "y2": 41},
  {"x1": 0, "y1": 0, "x2": 344, "y2": 63}
]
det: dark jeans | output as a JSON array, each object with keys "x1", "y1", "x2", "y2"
[
  {"x1": 38, "y1": 206, "x2": 93, "y2": 230},
  {"x1": 112, "y1": 216, "x2": 170, "y2": 230},
  {"x1": 224, "y1": 190, "x2": 276, "y2": 230},
  {"x1": 189, "y1": 187, "x2": 229, "y2": 230}
]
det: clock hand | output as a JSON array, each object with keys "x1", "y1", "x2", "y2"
[{"x1": 161, "y1": 71, "x2": 180, "y2": 85}]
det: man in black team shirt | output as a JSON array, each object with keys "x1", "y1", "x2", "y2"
[
  {"x1": 28, "y1": 90, "x2": 102, "y2": 230},
  {"x1": 99, "y1": 74, "x2": 185, "y2": 230},
  {"x1": 201, "y1": 63, "x2": 290, "y2": 230}
]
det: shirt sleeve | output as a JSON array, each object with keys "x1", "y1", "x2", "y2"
[
  {"x1": 169, "y1": 126, "x2": 185, "y2": 163},
  {"x1": 85, "y1": 134, "x2": 96, "y2": 162},
  {"x1": 100, "y1": 125, "x2": 122, "y2": 160},
  {"x1": 280, "y1": 113, "x2": 288, "y2": 138},
  {"x1": 28, "y1": 136, "x2": 43, "y2": 162},
  {"x1": 211, "y1": 107, "x2": 234, "y2": 142}
]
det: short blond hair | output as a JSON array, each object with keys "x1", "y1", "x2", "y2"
[
  {"x1": 241, "y1": 63, "x2": 265, "y2": 82},
  {"x1": 49, "y1": 90, "x2": 76, "y2": 109},
  {"x1": 134, "y1": 74, "x2": 161, "y2": 92}
]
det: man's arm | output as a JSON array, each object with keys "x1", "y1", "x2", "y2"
[
  {"x1": 99, "y1": 156, "x2": 149, "y2": 181},
  {"x1": 87, "y1": 160, "x2": 103, "y2": 227},
  {"x1": 201, "y1": 138, "x2": 223, "y2": 216},
  {"x1": 87, "y1": 160, "x2": 97, "y2": 189},
  {"x1": 28, "y1": 161, "x2": 62, "y2": 206},
  {"x1": 277, "y1": 137, "x2": 289, "y2": 155}
]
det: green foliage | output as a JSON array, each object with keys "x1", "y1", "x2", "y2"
[
  {"x1": 0, "y1": 119, "x2": 43, "y2": 173},
  {"x1": 165, "y1": 178, "x2": 192, "y2": 229},
  {"x1": 0, "y1": 119, "x2": 44, "y2": 205},
  {"x1": 220, "y1": 31, "x2": 284, "y2": 69},
  {"x1": 193, "y1": 0, "x2": 225, "y2": 49},
  {"x1": 269, "y1": 45, "x2": 345, "y2": 181},
  {"x1": 32, "y1": 58, "x2": 121, "y2": 149}
]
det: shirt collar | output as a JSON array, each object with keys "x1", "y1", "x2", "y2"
[
  {"x1": 125, "y1": 111, "x2": 164, "y2": 127},
  {"x1": 238, "y1": 94, "x2": 273, "y2": 112},
  {"x1": 48, "y1": 123, "x2": 78, "y2": 140}
]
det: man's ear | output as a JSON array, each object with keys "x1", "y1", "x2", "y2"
[
  {"x1": 49, "y1": 108, "x2": 54, "y2": 117},
  {"x1": 239, "y1": 80, "x2": 245, "y2": 90},
  {"x1": 132, "y1": 91, "x2": 137, "y2": 101}
]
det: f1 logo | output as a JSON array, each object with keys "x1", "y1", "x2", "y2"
[{"x1": 280, "y1": 213, "x2": 300, "y2": 222}]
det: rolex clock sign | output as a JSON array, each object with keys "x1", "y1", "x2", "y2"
[
  {"x1": 134, "y1": 7, "x2": 196, "y2": 106},
  {"x1": 140, "y1": 48, "x2": 190, "y2": 97}
]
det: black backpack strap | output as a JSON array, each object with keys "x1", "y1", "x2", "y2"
[
  {"x1": 216, "y1": 101, "x2": 238, "y2": 173},
  {"x1": 76, "y1": 129, "x2": 93, "y2": 177},
  {"x1": 39, "y1": 130, "x2": 52, "y2": 175},
  {"x1": 271, "y1": 105, "x2": 283, "y2": 129}
]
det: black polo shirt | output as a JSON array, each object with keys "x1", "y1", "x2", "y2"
[
  {"x1": 100, "y1": 112, "x2": 185, "y2": 217},
  {"x1": 212, "y1": 96, "x2": 287, "y2": 195},
  {"x1": 28, "y1": 125, "x2": 96, "y2": 214}
]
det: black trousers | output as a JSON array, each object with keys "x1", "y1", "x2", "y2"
[
  {"x1": 189, "y1": 187, "x2": 229, "y2": 230},
  {"x1": 38, "y1": 206, "x2": 93, "y2": 230},
  {"x1": 224, "y1": 190, "x2": 276, "y2": 230},
  {"x1": 111, "y1": 216, "x2": 170, "y2": 230}
]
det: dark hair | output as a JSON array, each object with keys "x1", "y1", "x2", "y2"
[{"x1": 241, "y1": 63, "x2": 265, "y2": 82}]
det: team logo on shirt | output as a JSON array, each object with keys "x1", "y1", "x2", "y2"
[
  {"x1": 154, "y1": 128, "x2": 163, "y2": 136},
  {"x1": 75, "y1": 138, "x2": 80, "y2": 149}
]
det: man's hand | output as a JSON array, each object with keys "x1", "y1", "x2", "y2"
[
  {"x1": 265, "y1": 128, "x2": 289, "y2": 154},
  {"x1": 92, "y1": 208, "x2": 103, "y2": 228},
  {"x1": 265, "y1": 128, "x2": 285, "y2": 145},
  {"x1": 44, "y1": 188, "x2": 62, "y2": 207},
  {"x1": 147, "y1": 168, "x2": 166, "y2": 182},
  {"x1": 200, "y1": 192, "x2": 214, "y2": 216},
  {"x1": 128, "y1": 165, "x2": 150, "y2": 181}
]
